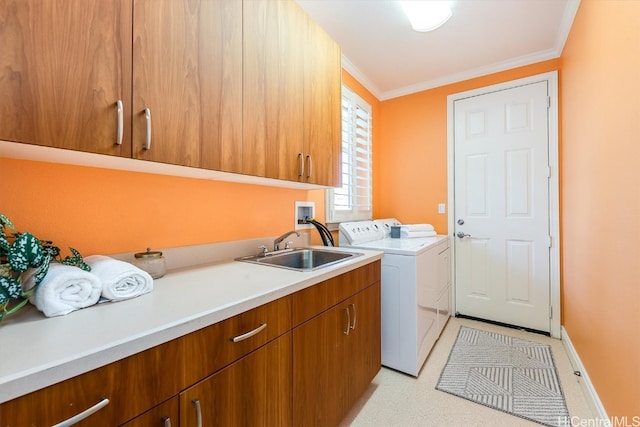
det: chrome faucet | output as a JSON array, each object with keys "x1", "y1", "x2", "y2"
[{"x1": 274, "y1": 230, "x2": 301, "y2": 251}]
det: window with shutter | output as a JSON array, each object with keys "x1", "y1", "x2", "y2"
[{"x1": 326, "y1": 85, "x2": 372, "y2": 224}]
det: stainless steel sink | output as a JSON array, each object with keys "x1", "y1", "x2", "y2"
[{"x1": 236, "y1": 248, "x2": 362, "y2": 272}]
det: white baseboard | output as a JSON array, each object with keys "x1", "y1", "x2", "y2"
[{"x1": 561, "y1": 326, "x2": 609, "y2": 421}]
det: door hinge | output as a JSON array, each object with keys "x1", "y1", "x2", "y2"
[
  {"x1": 546, "y1": 165, "x2": 551, "y2": 178},
  {"x1": 547, "y1": 96, "x2": 551, "y2": 109},
  {"x1": 549, "y1": 306, "x2": 553, "y2": 319},
  {"x1": 548, "y1": 236, "x2": 552, "y2": 248}
]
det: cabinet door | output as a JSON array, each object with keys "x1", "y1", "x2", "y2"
[
  {"x1": 0, "y1": 0, "x2": 132, "y2": 156},
  {"x1": 347, "y1": 282, "x2": 382, "y2": 408},
  {"x1": 303, "y1": 17, "x2": 342, "y2": 186},
  {"x1": 243, "y1": 0, "x2": 304, "y2": 180},
  {"x1": 180, "y1": 333, "x2": 292, "y2": 427},
  {"x1": 293, "y1": 300, "x2": 350, "y2": 426},
  {"x1": 132, "y1": 0, "x2": 242, "y2": 170},
  {"x1": 293, "y1": 282, "x2": 381, "y2": 426},
  {"x1": 116, "y1": 337, "x2": 184, "y2": 424}
]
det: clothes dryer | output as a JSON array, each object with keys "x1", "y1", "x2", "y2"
[{"x1": 339, "y1": 219, "x2": 451, "y2": 376}]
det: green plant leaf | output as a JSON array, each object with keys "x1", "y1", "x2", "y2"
[
  {"x1": 33, "y1": 255, "x2": 52, "y2": 286},
  {"x1": 0, "y1": 213, "x2": 15, "y2": 253},
  {"x1": 42, "y1": 243, "x2": 60, "y2": 258},
  {"x1": 0, "y1": 236, "x2": 9, "y2": 253},
  {"x1": 60, "y1": 247, "x2": 90, "y2": 271},
  {"x1": 0, "y1": 276, "x2": 22, "y2": 303},
  {"x1": 0, "y1": 213, "x2": 15, "y2": 231},
  {"x1": 8, "y1": 232, "x2": 44, "y2": 273}
]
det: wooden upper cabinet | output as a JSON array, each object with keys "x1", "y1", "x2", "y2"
[
  {"x1": 132, "y1": 0, "x2": 242, "y2": 171},
  {"x1": 303, "y1": 17, "x2": 342, "y2": 187},
  {"x1": 1, "y1": 0, "x2": 341, "y2": 185},
  {"x1": 0, "y1": 0, "x2": 132, "y2": 156},
  {"x1": 243, "y1": 0, "x2": 305, "y2": 181}
]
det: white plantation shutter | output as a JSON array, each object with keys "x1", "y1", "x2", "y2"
[{"x1": 326, "y1": 86, "x2": 372, "y2": 223}]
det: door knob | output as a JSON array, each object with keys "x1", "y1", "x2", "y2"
[
  {"x1": 456, "y1": 231, "x2": 471, "y2": 238},
  {"x1": 457, "y1": 219, "x2": 464, "y2": 225}
]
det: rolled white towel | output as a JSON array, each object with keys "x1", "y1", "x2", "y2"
[
  {"x1": 85, "y1": 255, "x2": 153, "y2": 302},
  {"x1": 400, "y1": 224, "x2": 435, "y2": 233},
  {"x1": 22, "y1": 263, "x2": 102, "y2": 317}
]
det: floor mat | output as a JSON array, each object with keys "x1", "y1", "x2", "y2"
[{"x1": 436, "y1": 326, "x2": 570, "y2": 426}]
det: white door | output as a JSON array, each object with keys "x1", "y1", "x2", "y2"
[{"x1": 454, "y1": 81, "x2": 551, "y2": 332}]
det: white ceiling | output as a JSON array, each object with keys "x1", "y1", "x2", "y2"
[{"x1": 296, "y1": 0, "x2": 580, "y2": 100}]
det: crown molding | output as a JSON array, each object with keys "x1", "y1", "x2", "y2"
[{"x1": 341, "y1": 55, "x2": 383, "y2": 101}]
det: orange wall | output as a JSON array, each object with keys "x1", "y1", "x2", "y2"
[
  {"x1": 561, "y1": 0, "x2": 640, "y2": 417},
  {"x1": 376, "y1": 60, "x2": 560, "y2": 234},
  {"x1": 0, "y1": 157, "x2": 306, "y2": 256}
]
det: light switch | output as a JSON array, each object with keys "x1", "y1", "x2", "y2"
[{"x1": 438, "y1": 203, "x2": 446, "y2": 214}]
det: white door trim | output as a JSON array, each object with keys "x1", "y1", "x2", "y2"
[{"x1": 447, "y1": 71, "x2": 561, "y2": 338}]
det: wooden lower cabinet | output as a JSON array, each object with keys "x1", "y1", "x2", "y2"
[
  {"x1": 180, "y1": 332, "x2": 292, "y2": 427},
  {"x1": 293, "y1": 282, "x2": 381, "y2": 426},
  {"x1": 0, "y1": 263, "x2": 381, "y2": 427}
]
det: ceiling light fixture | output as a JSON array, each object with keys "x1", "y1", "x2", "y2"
[{"x1": 399, "y1": 1, "x2": 452, "y2": 32}]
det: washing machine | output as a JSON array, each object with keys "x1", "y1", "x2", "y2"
[{"x1": 339, "y1": 219, "x2": 451, "y2": 376}]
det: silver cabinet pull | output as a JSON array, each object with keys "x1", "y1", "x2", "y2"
[
  {"x1": 349, "y1": 303, "x2": 357, "y2": 330},
  {"x1": 343, "y1": 307, "x2": 350, "y2": 335},
  {"x1": 144, "y1": 108, "x2": 152, "y2": 150},
  {"x1": 306, "y1": 154, "x2": 312, "y2": 179},
  {"x1": 298, "y1": 153, "x2": 304, "y2": 177},
  {"x1": 231, "y1": 323, "x2": 267, "y2": 343},
  {"x1": 162, "y1": 416, "x2": 172, "y2": 427},
  {"x1": 116, "y1": 100, "x2": 123, "y2": 146},
  {"x1": 192, "y1": 399, "x2": 203, "y2": 427},
  {"x1": 52, "y1": 397, "x2": 109, "y2": 427}
]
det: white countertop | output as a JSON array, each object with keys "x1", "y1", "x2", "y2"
[{"x1": 0, "y1": 247, "x2": 382, "y2": 403}]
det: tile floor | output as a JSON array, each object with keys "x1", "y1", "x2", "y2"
[{"x1": 341, "y1": 317, "x2": 595, "y2": 426}]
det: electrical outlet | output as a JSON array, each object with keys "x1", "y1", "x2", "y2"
[{"x1": 438, "y1": 203, "x2": 446, "y2": 214}]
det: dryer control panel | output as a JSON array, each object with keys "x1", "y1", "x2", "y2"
[{"x1": 339, "y1": 219, "x2": 401, "y2": 245}]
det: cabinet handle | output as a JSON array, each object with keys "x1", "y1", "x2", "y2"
[
  {"x1": 306, "y1": 155, "x2": 312, "y2": 179},
  {"x1": 298, "y1": 153, "x2": 304, "y2": 177},
  {"x1": 231, "y1": 323, "x2": 267, "y2": 343},
  {"x1": 349, "y1": 303, "x2": 357, "y2": 331},
  {"x1": 162, "y1": 416, "x2": 172, "y2": 427},
  {"x1": 144, "y1": 108, "x2": 152, "y2": 150},
  {"x1": 52, "y1": 397, "x2": 109, "y2": 427},
  {"x1": 116, "y1": 100, "x2": 123, "y2": 146},
  {"x1": 343, "y1": 307, "x2": 350, "y2": 335},
  {"x1": 192, "y1": 399, "x2": 203, "y2": 427}
]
